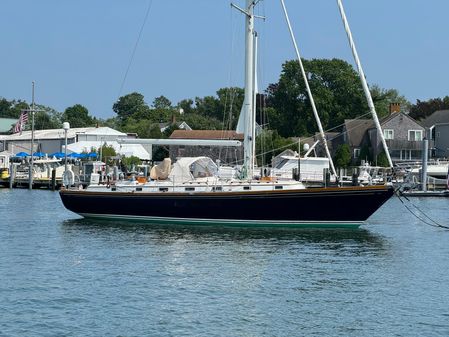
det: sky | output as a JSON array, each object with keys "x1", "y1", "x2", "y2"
[{"x1": 1, "y1": 0, "x2": 448, "y2": 119}]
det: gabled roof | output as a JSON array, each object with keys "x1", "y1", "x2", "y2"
[
  {"x1": 344, "y1": 119, "x2": 373, "y2": 147},
  {"x1": 169, "y1": 130, "x2": 244, "y2": 141},
  {"x1": 378, "y1": 111, "x2": 421, "y2": 127},
  {"x1": 420, "y1": 110, "x2": 449, "y2": 128}
]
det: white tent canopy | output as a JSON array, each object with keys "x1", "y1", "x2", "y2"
[
  {"x1": 64, "y1": 141, "x2": 151, "y2": 160},
  {"x1": 169, "y1": 157, "x2": 218, "y2": 183}
]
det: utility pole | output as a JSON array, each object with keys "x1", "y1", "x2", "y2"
[{"x1": 28, "y1": 82, "x2": 35, "y2": 190}]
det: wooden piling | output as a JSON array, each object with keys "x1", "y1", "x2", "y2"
[{"x1": 51, "y1": 168, "x2": 56, "y2": 191}]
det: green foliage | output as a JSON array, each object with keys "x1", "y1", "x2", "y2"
[
  {"x1": 255, "y1": 130, "x2": 296, "y2": 166},
  {"x1": 182, "y1": 113, "x2": 222, "y2": 130},
  {"x1": 152, "y1": 96, "x2": 172, "y2": 110},
  {"x1": 177, "y1": 99, "x2": 194, "y2": 114},
  {"x1": 33, "y1": 105, "x2": 62, "y2": 130},
  {"x1": 121, "y1": 155, "x2": 141, "y2": 168},
  {"x1": 334, "y1": 144, "x2": 352, "y2": 168},
  {"x1": 121, "y1": 118, "x2": 156, "y2": 139},
  {"x1": 376, "y1": 151, "x2": 390, "y2": 167},
  {"x1": 63, "y1": 104, "x2": 93, "y2": 128},
  {"x1": 113, "y1": 92, "x2": 150, "y2": 122},
  {"x1": 0, "y1": 98, "x2": 29, "y2": 118},
  {"x1": 409, "y1": 96, "x2": 449, "y2": 121},
  {"x1": 191, "y1": 87, "x2": 244, "y2": 128},
  {"x1": 153, "y1": 147, "x2": 169, "y2": 162},
  {"x1": 370, "y1": 85, "x2": 411, "y2": 117},
  {"x1": 97, "y1": 116, "x2": 120, "y2": 129},
  {"x1": 148, "y1": 124, "x2": 163, "y2": 138},
  {"x1": 358, "y1": 144, "x2": 372, "y2": 165},
  {"x1": 267, "y1": 58, "x2": 369, "y2": 137},
  {"x1": 97, "y1": 144, "x2": 117, "y2": 164},
  {"x1": 162, "y1": 124, "x2": 179, "y2": 138}
]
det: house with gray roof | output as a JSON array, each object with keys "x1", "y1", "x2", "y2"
[
  {"x1": 369, "y1": 112, "x2": 425, "y2": 161},
  {"x1": 420, "y1": 109, "x2": 449, "y2": 157},
  {"x1": 343, "y1": 105, "x2": 425, "y2": 163}
]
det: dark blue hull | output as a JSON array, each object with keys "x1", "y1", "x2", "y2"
[{"x1": 59, "y1": 185, "x2": 394, "y2": 228}]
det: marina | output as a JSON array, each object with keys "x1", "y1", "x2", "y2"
[{"x1": 1, "y1": 0, "x2": 449, "y2": 335}]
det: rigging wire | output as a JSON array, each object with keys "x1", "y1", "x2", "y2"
[
  {"x1": 117, "y1": 0, "x2": 154, "y2": 98},
  {"x1": 395, "y1": 189, "x2": 449, "y2": 229}
]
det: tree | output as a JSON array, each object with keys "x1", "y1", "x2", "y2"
[
  {"x1": 62, "y1": 104, "x2": 93, "y2": 128},
  {"x1": 0, "y1": 98, "x2": 29, "y2": 119},
  {"x1": 152, "y1": 95, "x2": 172, "y2": 110},
  {"x1": 113, "y1": 92, "x2": 150, "y2": 123},
  {"x1": 121, "y1": 155, "x2": 142, "y2": 169},
  {"x1": 255, "y1": 130, "x2": 296, "y2": 166},
  {"x1": 97, "y1": 144, "x2": 117, "y2": 164},
  {"x1": 266, "y1": 58, "x2": 369, "y2": 137},
  {"x1": 409, "y1": 96, "x2": 449, "y2": 121},
  {"x1": 33, "y1": 105, "x2": 62, "y2": 130},
  {"x1": 182, "y1": 113, "x2": 222, "y2": 130},
  {"x1": 177, "y1": 99, "x2": 194, "y2": 115},
  {"x1": 358, "y1": 144, "x2": 372, "y2": 165},
  {"x1": 376, "y1": 151, "x2": 390, "y2": 167},
  {"x1": 192, "y1": 87, "x2": 244, "y2": 128},
  {"x1": 334, "y1": 144, "x2": 352, "y2": 168},
  {"x1": 370, "y1": 85, "x2": 411, "y2": 117},
  {"x1": 162, "y1": 124, "x2": 179, "y2": 138}
]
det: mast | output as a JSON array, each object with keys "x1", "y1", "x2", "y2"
[
  {"x1": 28, "y1": 81, "x2": 35, "y2": 190},
  {"x1": 252, "y1": 31, "x2": 258, "y2": 175},
  {"x1": 280, "y1": 0, "x2": 337, "y2": 178},
  {"x1": 232, "y1": 0, "x2": 256, "y2": 179},
  {"x1": 336, "y1": 0, "x2": 393, "y2": 168}
]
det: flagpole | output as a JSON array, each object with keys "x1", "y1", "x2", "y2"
[{"x1": 28, "y1": 81, "x2": 35, "y2": 190}]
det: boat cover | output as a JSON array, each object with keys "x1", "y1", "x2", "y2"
[{"x1": 169, "y1": 157, "x2": 218, "y2": 183}]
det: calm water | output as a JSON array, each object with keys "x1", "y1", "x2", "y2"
[{"x1": 1, "y1": 189, "x2": 449, "y2": 336}]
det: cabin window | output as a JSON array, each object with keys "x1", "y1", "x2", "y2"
[
  {"x1": 212, "y1": 186, "x2": 222, "y2": 191},
  {"x1": 275, "y1": 185, "x2": 283, "y2": 190},
  {"x1": 136, "y1": 187, "x2": 142, "y2": 191},
  {"x1": 383, "y1": 129, "x2": 394, "y2": 140},
  {"x1": 111, "y1": 187, "x2": 116, "y2": 191},
  {"x1": 159, "y1": 187, "x2": 169, "y2": 192},
  {"x1": 353, "y1": 148, "x2": 361, "y2": 158},
  {"x1": 243, "y1": 186, "x2": 251, "y2": 190},
  {"x1": 185, "y1": 187, "x2": 195, "y2": 191},
  {"x1": 408, "y1": 130, "x2": 423, "y2": 141}
]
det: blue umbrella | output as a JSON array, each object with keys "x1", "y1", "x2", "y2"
[
  {"x1": 79, "y1": 153, "x2": 88, "y2": 159},
  {"x1": 33, "y1": 152, "x2": 46, "y2": 157},
  {"x1": 14, "y1": 152, "x2": 29, "y2": 157},
  {"x1": 69, "y1": 153, "x2": 85, "y2": 159},
  {"x1": 88, "y1": 152, "x2": 98, "y2": 158},
  {"x1": 49, "y1": 152, "x2": 65, "y2": 158}
]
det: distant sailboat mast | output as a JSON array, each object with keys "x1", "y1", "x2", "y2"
[{"x1": 336, "y1": 0, "x2": 393, "y2": 168}]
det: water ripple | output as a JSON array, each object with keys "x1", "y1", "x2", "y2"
[{"x1": 1, "y1": 190, "x2": 449, "y2": 336}]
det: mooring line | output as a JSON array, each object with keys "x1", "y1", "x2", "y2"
[{"x1": 395, "y1": 188, "x2": 449, "y2": 230}]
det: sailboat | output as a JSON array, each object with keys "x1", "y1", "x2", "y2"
[{"x1": 59, "y1": 1, "x2": 394, "y2": 228}]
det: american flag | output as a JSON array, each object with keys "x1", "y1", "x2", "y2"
[{"x1": 13, "y1": 111, "x2": 29, "y2": 134}]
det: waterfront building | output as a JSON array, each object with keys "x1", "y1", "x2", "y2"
[{"x1": 0, "y1": 126, "x2": 150, "y2": 159}]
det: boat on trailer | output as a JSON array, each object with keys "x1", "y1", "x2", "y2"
[{"x1": 60, "y1": 1, "x2": 394, "y2": 228}]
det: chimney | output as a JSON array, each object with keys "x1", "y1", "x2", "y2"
[{"x1": 389, "y1": 103, "x2": 401, "y2": 114}]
